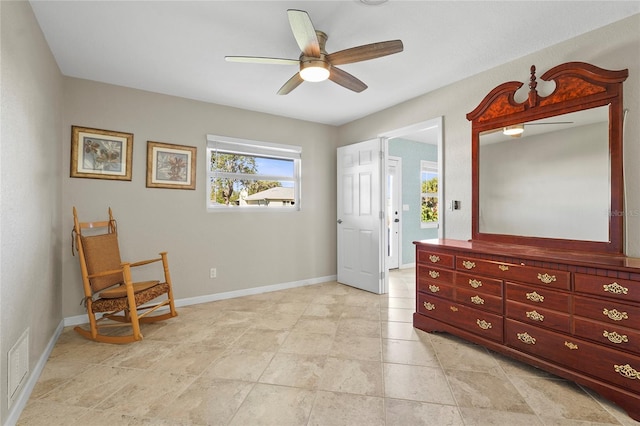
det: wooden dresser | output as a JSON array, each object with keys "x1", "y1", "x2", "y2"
[{"x1": 414, "y1": 239, "x2": 640, "y2": 421}]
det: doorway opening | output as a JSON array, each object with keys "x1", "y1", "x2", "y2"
[
  {"x1": 336, "y1": 117, "x2": 442, "y2": 295},
  {"x1": 382, "y1": 117, "x2": 443, "y2": 272}
]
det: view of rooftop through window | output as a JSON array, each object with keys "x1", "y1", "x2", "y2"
[{"x1": 206, "y1": 135, "x2": 301, "y2": 209}]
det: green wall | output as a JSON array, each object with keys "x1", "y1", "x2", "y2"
[{"x1": 389, "y1": 138, "x2": 438, "y2": 266}]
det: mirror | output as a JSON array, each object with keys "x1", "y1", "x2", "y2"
[
  {"x1": 479, "y1": 105, "x2": 609, "y2": 241},
  {"x1": 467, "y1": 62, "x2": 628, "y2": 253}
]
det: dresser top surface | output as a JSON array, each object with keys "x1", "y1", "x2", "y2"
[{"x1": 415, "y1": 239, "x2": 640, "y2": 271}]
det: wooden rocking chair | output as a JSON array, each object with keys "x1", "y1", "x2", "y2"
[{"x1": 72, "y1": 207, "x2": 178, "y2": 343}]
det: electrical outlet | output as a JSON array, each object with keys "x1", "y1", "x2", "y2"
[{"x1": 209, "y1": 268, "x2": 217, "y2": 279}]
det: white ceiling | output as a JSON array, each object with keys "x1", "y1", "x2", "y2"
[{"x1": 30, "y1": 1, "x2": 640, "y2": 126}]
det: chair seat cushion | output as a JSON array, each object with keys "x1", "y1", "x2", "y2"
[
  {"x1": 99, "y1": 280, "x2": 160, "y2": 299},
  {"x1": 92, "y1": 282, "x2": 169, "y2": 313}
]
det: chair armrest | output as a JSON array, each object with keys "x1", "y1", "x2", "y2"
[{"x1": 128, "y1": 257, "x2": 162, "y2": 268}]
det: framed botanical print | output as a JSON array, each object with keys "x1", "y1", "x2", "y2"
[
  {"x1": 146, "y1": 141, "x2": 197, "y2": 190},
  {"x1": 70, "y1": 126, "x2": 133, "y2": 180}
]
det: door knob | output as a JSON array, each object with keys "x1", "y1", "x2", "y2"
[{"x1": 337, "y1": 219, "x2": 343, "y2": 224}]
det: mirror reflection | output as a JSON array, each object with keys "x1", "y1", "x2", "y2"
[{"x1": 478, "y1": 105, "x2": 610, "y2": 241}]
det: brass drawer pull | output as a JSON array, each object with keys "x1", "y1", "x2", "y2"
[
  {"x1": 469, "y1": 279, "x2": 482, "y2": 289},
  {"x1": 526, "y1": 310, "x2": 545, "y2": 322},
  {"x1": 517, "y1": 332, "x2": 536, "y2": 345},
  {"x1": 498, "y1": 264, "x2": 509, "y2": 271},
  {"x1": 428, "y1": 270, "x2": 440, "y2": 279},
  {"x1": 603, "y1": 330, "x2": 629, "y2": 344},
  {"x1": 429, "y1": 255, "x2": 440, "y2": 263},
  {"x1": 603, "y1": 282, "x2": 629, "y2": 295},
  {"x1": 603, "y1": 308, "x2": 629, "y2": 321},
  {"x1": 462, "y1": 260, "x2": 476, "y2": 270},
  {"x1": 471, "y1": 295, "x2": 485, "y2": 305},
  {"x1": 526, "y1": 291, "x2": 545, "y2": 303},
  {"x1": 476, "y1": 319, "x2": 492, "y2": 330},
  {"x1": 564, "y1": 341, "x2": 578, "y2": 350},
  {"x1": 423, "y1": 301, "x2": 435, "y2": 311},
  {"x1": 428, "y1": 284, "x2": 440, "y2": 293},
  {"x1": 614, "y1": 364, "x2": 640, "y2": 380},
  {"x1": 537, "y1": 273, "x2": 557, "y2": 284},
  {"x1": 450, "y1": 306, "x2": 458, "y2": 312}
]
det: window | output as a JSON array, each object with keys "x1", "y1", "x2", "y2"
[
  {"x1": 206, "y1": 135, "x2": 301, "y2": 210},
  {"x1": 421, "y1": 160, "x2": 439, "y2": 228}
]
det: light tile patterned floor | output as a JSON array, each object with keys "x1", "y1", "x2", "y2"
[{"x1": 17, "y1": 269, "x2": 640, "y2": 425}]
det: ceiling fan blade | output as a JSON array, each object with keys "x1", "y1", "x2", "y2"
[
  {"x1": 329, "y1": 67, "x2": 367, "y2": 93},
  {"x1": 225, "y1": 56, "x2": 298, "y2": 65},
  {"x1": 327, "y1": 40, "x2": 404, "y2": 65},
  {"x1": 287, "y1": 9, "x2": 320, "y2": 57},
  {"x1": 277, "y1": 73, "x2": 304, "y2": 95}
]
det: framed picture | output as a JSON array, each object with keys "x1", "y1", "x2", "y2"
[
  {"x1": 70, "y1": 126, "x2": 133, "y2": 180},
  {"x1": 146, "y1": 141, "x2": 197, "y2": 190}
]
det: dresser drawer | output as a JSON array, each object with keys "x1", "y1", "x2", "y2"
[
  {"x1": 456, "y1": 257, "x2": 570, "y2": 290},
  {"x1": 574, "y1": 317, "x2": 640, "y2": 354},
  {"x1": 505, "y1": 319, "x2": 579, "y2": 368},
  {"x1": 506, "y1": 319, "x2": 640, "y2": 393},
  {"x1": 417, "y1": 249, "x2": 454, "y2": 269},
  {"x1": 417, "y1": 293, "x2": 503, "y2": 342},
  {"x1": 418, "y1": 280, "x2": 455, "y2": 299},
  {"x1": 506, "y1": 282, "x2": 570, "y2": 312},
  {"x1": 417, "y1": 265, "x2": 454, "y2": 285},
  {"x1": 574, "y1": 295, "x2": 640, "y2": 329},
  {"x1": 456, "y1": 287, "x2": 502, "y2": 314},
  {"x1": 455, "y1": 272, "x2": 502, "y2": 296},
  {"x1": 575, "y1": 273, "x2": 640, "y2": 304},
  {"x1": 506, "y1": 300, "x2": 571, "y2": 333},
  {"x1": 572, "y1": 337, "x2": 640, "y2": 393}
]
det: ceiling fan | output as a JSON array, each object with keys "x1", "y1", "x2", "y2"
[{"x1": 224, "y1": 9, "x2": 404, "y2": 95}]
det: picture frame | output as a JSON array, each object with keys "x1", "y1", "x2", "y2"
[
  {"x1": 146, "y1": 141, "x2": 197, "y2": 190},
  {"x1": 70, "y1": 126, "x2": 133, "y2": 180}
]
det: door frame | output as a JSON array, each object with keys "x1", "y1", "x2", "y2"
[{"x1": 387, "y1": 156, "x2": 402, "y2": 270}]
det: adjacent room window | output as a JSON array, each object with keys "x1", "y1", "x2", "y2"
[
  {"x1": 206, "y1": 135, "x2": 301, "y2": 210},
  {"x1": 421, "y1": 160, "x2": 439, "y2": 228}
]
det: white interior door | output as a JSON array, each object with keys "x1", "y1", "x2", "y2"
[
  {"x1": 337, "y1": 139, "x2": 384, "y2": 294},
  {"x1": 387, "y1": 157, "x2": 401, "y2": 269}
]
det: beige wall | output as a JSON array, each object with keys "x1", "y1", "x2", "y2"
[
  {"x1": 1, "y1": 1, "x2": 64, "y2": 422},
  {"x1": 61, "y1": 78, "x2": 339, "y2": 318},
  {"x1": 338, "y1": 14, "x2": 640, "y2": 257}
]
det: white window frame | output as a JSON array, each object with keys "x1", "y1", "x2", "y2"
[
  {"x1": 420, "y1": 160, "x2": 439, "y2": 229},
  {"x1": 206, "y1": 134, "x2": 302, "y2": 211}
]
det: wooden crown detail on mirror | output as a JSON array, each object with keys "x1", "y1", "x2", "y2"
[
  {"x1": 467, "y1": 62, "x2": 628, "y2": 124},
  {"x1": 467, "y1": 61, "x2": 628, "y2": 253}
]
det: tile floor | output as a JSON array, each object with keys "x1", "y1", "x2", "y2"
[{"x1": 17, "y1": 268, "x2": 640, "y2": 425}]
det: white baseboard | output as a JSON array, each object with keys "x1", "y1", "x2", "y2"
[
  {"x1": 174, "y1": 274, "x2": 337, "y2": 308},
  {"x1": 64, "y1": 274, "x2": 337, "y2": 326},
  {"x1": 5, "y1": 321, "x2": 64, "y2": 426}
]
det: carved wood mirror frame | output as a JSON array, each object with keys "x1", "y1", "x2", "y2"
[{"x1": 467, "y1": 62, "x2": 628, "y2": 253}]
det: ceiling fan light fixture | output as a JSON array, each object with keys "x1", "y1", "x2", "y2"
[
  {"x1": 299, "y1": 59, "x2": 330, "y2": 82},
  {"x1": 503, "y1": 124, "x2": 524, "y2": 136}
]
